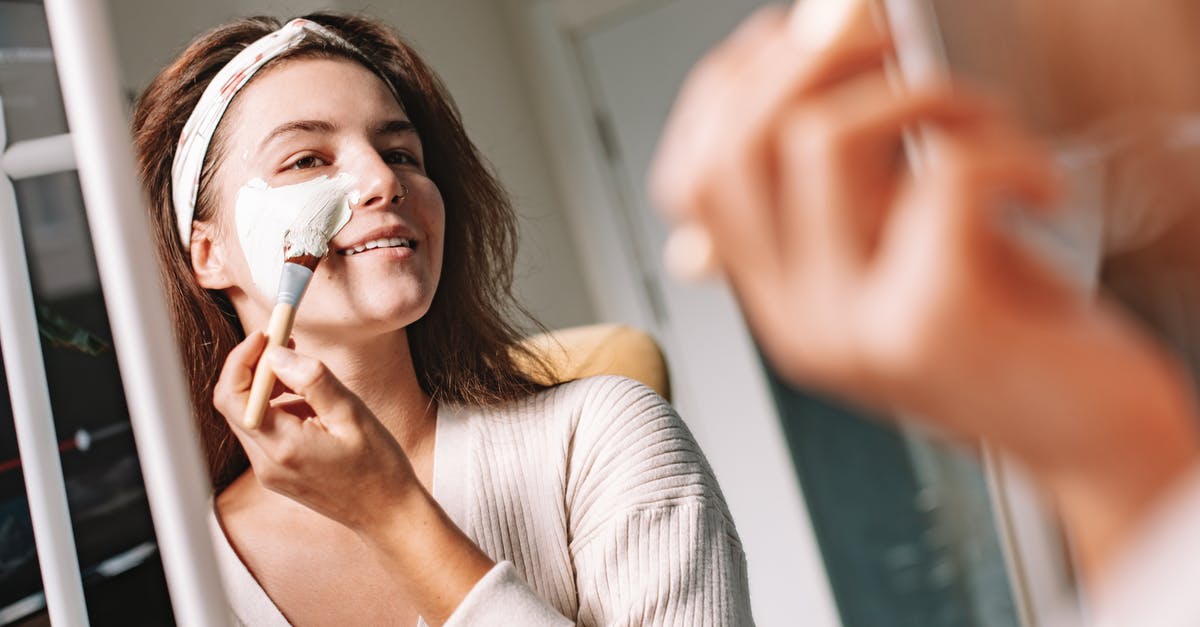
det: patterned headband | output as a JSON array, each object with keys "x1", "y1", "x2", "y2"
[{"x1": 170, "y1": 18, "x2": 343, "y2": 247}]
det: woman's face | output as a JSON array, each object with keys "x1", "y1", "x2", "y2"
[{"x1": 194, "y1": 57, "x2": 445, "y2": 340}]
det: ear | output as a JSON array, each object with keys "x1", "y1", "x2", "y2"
[{"x1": 190, "y1": 220, "x2": 235, "y2": 290}]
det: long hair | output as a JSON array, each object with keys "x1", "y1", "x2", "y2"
[{"x1": 132, "y1": 13, "x2": 550, "y2": 489}]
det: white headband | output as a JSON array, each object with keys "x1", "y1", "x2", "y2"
[{"x1": 170, "y1": 18, "x2": 342, "y2": 247}]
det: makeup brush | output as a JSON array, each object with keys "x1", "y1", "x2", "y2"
[
  {"x1": 237, "y1": 174, "x2": 355, "y2": 429},
  {"x1": 242, "y1": 247, "x2": 322, "y2": 429}
]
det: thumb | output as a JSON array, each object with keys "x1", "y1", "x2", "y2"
[{"x1": 264, "y1": 347, "x2": 359, "y2": 425}]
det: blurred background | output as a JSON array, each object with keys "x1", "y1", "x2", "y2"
[{"x1": 0, "y1": 0, "x2": 1116, "y2": 625}]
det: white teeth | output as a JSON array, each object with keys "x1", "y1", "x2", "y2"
[{"x1": 339, "y1": 237, "x2": 414, "y2": 255}]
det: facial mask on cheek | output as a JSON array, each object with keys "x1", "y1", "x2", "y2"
[{"x1": 234, "y1": 173, "x2": 357, "y2": 299}]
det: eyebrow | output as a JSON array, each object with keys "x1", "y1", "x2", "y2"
[
  {"x1": 259, "y1": 119, "x2": 418, "y2": 151},
  {"x1": 259, "y1": 119, "x2": 337, "y2": 150},
  {"x1": 374, "y1": 119, "x2": 418, "y2": 138}
]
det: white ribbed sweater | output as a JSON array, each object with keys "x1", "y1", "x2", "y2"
[{"x1": 210, "y1": 376, "x2": 754, "y2": 625}]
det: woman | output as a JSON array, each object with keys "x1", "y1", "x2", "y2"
[{"x1": 133, "y1": 13, "x2": 752, "y2": 626}]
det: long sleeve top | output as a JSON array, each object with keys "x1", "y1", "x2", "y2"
[
  {"x1": 209, "y1": 375, "x2": 754, "y2": 625},
  {"x1": 1080, "y1": 466, "x2": 1200, "y2": 627}
]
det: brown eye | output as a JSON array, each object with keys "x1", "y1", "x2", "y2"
[
  {"x1": 290, "y1": 155, "x2": 326, "y2": 170},
  {"x1": 383, "y1": 150, "x2": 420, "y2": 167}
]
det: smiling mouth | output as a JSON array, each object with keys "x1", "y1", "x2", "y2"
[{"x1": 338, "y1": 237, "x2": 418, "y2": 256}]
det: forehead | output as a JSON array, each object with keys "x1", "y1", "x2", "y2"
[{"x1": 222, "y1": 56, "x2": 407, "y2": 144}]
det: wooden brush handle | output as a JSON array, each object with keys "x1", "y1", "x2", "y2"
[{"x1": 243, "y1": 301, "x2": 298, "y2": 429}]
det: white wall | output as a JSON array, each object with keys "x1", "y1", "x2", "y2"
[
  {"x1": 105, "y1": 0, "x2": 598, "y2": 331},
  {"x1": 106, "y1": 0, "x2": 331, "y2": 90},
  {"x1": 347, "y1": 0, "x2": 598, "y2": 330}
]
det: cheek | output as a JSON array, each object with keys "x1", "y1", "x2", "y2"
[
  {"x1": 417, "y1": 184, "x2": 447, "y2": 265},
  {"x1": 234, "y1": 176, "x2": 355, "y2": 299},
  {"x1": 431, "y1": 205, "x2": 447, "y2": 261}
]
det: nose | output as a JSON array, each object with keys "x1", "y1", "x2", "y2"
[{"x1": 350, "y1": 152, "x2": 408, "y2": 210}]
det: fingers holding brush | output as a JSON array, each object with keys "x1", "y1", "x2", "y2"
[
  {"x1": 214, "y1": 333, "x2": 300, "y2": 454},
  {"x1": 261, "y1": 347, "x2": 362, "y2": 432},
  {"x1": 213, "y1": 331, "x2": 269, "y2": 422},
  {"x1": 214, "y1": 336, "x2": 419, "y2": 529},
  {"x1": 213, "y1": 332, "x2": 293, "y2": 419}
]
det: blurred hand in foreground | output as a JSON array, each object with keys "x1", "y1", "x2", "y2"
[{"x1": 650, "y1": 1, "x2": 1200, "y2": 576}]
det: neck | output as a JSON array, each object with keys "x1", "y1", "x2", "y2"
[{"x1": 290, "y1": 327, "x2": 435, "y2": 452}]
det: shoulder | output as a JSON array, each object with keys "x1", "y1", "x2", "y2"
[
  {"x1": 541, "y1": 377, "x2": 733, "y2": 537},
  {"x1": 525, "y1": 375, "x2": 687, "y2": 451},
  {"x1": 459, "y1": 375, "x2": 712, "y2": 496},
  {"x1": 455, "y1": 376, "x2": 739, "y2": 546},
  {"x1": 547, "y1": 375, "x2": 694, "y2": 463},
  {"x1": 460, "y1": 375, "x2": 670, "y2": 438},
  {"x1": 547, "y1": 374, "x2": 669, "y2": 420}
]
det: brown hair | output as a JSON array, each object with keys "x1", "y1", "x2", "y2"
[{"x1": 133, "y1": 12, "x2": 550, "y2": 489}]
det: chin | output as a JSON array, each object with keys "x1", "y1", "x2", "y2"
[
  {"x1": 290, "y1": 294, "x2": 430, "y2": 335},
  {"x1": 367, "y1": 293, "x2": 434, "y2": 322}
]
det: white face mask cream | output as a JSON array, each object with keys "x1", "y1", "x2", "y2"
[{"x1": 234, "y1": 172, "x2": 358, "y2": 298}]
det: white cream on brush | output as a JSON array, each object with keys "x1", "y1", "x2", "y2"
[{"x1": 234, "y1": 172, "x2": 358, "y2": 298}]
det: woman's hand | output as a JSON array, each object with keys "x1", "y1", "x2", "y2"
[
  {"x1": 213, "y1": 331, "x2": 421, "y2": 533},
  {"x1": 213, "y1": 332, "x2": 494, "y2": 624},
  {"x1": 650, "y1": 3, "x2": 1200, "y2": 574}
]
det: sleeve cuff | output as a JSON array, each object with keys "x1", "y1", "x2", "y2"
[
  {"x1": 443, "y1": 561, "x2": 574, "y2": 627},
  {"x1": 1086, "y1": 466, "x2": 1200, "y2": 627}
]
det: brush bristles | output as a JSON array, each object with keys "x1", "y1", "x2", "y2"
[{"x1": 285, "y1": 253, "x2": 321, "y2": 270}]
